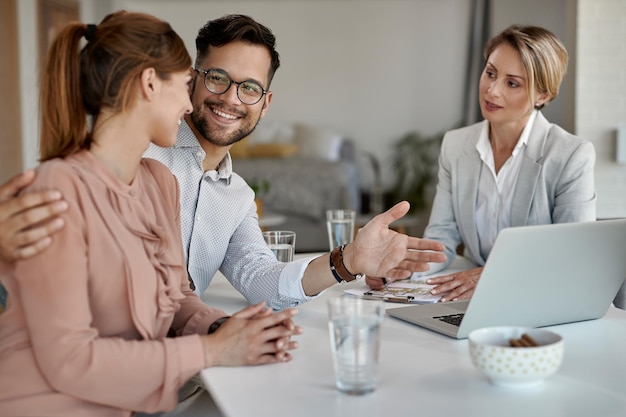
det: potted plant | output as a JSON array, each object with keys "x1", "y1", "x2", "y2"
[
  {"x1": 391, "y1": 129, "x2": 446, "y2": 214},
  {"x1": 248, "y1": 177, "x2": 271, "y2": 218}
]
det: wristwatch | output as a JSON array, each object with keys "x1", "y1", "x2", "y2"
[
  {"x1": 207, "y1": 316, "x2": 230, "y2": 334},
  {"x1": 329, "y1": 245, "x2": 365, "y2": 283}
]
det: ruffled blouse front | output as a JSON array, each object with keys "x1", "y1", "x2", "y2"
[
  {"x1": 0, "y1": 151, "x2": 224, "y2": 416},
  {"x1": 73, "y1": 152, "x2": 188, "y2": 338}
]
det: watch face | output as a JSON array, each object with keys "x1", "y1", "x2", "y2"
[{"x1": 346, "y1": 273, "x2": 364, "y2": 282}]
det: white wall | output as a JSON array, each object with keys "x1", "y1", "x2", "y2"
[
  {"x1": 490, "y1": 0, "x2": 577, "y2": 133},
  {"x1": 18, "y1": 0, "x2": 625, "y2": 217},
  {"x1": 46, "y1": 0, "x2": 474, "y2": 188},
  {"x1": 15, "y1": 0, "x2": 112, "y2": 170},
  {"x1": 577, "y1": 0, "x2": 626, "y2": 219},
  {"x1": 17, "y1": 0, "x2": 39, "y2": 170}
]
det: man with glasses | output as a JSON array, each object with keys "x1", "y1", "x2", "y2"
[
  {"x1": 194, "y1": 68, "x2": 268, "y2": 105},
  {"x1": 0, "y1": 14, "x2": 446, "y2": 311}
]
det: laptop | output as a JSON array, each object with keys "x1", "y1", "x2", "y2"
[{"x1": 386, "y1": 219, "x2": 626, "y2": 339}]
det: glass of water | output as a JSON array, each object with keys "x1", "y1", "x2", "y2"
[
  {"x1": 326, "y1": 209, "x2": 356, "y2": 251},
  {"x1": 262, "y1": 230, "x2": 296, "y2": 262},
  {"x1": 327, "y1": 296, "x2": 384, "y2": 395}
]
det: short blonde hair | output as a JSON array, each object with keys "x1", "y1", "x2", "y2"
[{"x1": 484, "y1": 25, "x2": 568, "y2": 110}]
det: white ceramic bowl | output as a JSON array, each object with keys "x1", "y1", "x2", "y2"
[{"x1": 468, "y1": 326, "x2": 564, "y2": 388}]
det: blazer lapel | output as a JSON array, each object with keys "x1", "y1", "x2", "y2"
[
  {"x1": 510, "y1": 112, "x2": 550, "y2": 226},
  {"x1": 457, "y1": 132, "x2": 482, "y2": 261}
]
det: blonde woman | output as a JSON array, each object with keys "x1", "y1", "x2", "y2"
[
  {"x1": 424, "y1": 25, "x2": 596, "y2": 301},
  {"x1": 368, "y1": 25, "x2": 595, "y2": 300}
]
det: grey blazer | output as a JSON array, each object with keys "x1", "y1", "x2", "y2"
[{"x1": 423, "y1": 112, "x2": 596, "y2": 268}]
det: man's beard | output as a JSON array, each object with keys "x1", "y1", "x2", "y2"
[{"x1": 190, "y1": 100, "x2": 262, "y2": 147}]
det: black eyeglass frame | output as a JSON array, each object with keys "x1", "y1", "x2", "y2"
[{"x1": 193, "y1": 68, "x2": 267, "y2": 105}]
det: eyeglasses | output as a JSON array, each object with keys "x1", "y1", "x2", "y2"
[{"x1": 193, "y1": 68, "x2": 267, "y2": 105}]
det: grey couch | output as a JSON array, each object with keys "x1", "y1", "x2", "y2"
[{"x1": 234, "y1": 139, "x2": 361, "y2": 253}]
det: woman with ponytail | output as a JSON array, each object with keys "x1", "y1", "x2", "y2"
[{"x1": 0, "y1": 10, "x2": 300, "y2": 416}]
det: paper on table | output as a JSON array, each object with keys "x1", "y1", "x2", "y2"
[
  {"x1": 344, "y1": 257, "x2": 477, "y2": 303},
  {"x1": 344, "y1": 276, "x2": 441, "y2": 304}
]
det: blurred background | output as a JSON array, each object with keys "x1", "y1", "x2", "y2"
[{"x1": 2, "y1": 0, "x2": 624, "y2": 220}]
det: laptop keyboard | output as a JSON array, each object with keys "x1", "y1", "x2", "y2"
[{"x1": 433, "y1": 313, "x2": 465, "y2": 327}]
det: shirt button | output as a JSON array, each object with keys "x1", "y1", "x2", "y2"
[
  {"x1": 129, "y1": 190, "x2": 136, "y2": 197},
  {"x1": 196, "y1": 152, "x2": 203, "y2": 157},
  {"x1": 196, "y1": 215, "x2": 202, "y2": 221}
]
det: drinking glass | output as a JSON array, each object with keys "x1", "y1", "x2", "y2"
[
  {"x1": 326, "y1": 209, "x2": 356, "y2": 251},
  {"x1": 262, "y1": 230, "x2": 296, "y2": 262},
  {"x1": 327, "y1": 296, "x2": 384, "y2": 395}
]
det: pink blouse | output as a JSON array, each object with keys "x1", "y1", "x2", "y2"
[{"x1": 0, "y1": 151, "x2": 227, "y2": 416}]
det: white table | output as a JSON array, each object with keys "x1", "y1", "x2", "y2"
[{"x1": 200, "y1": 256, "x2": 626, "y2": 417}]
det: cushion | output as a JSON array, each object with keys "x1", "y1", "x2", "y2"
[
  {"x1": 247, "y1": 120, "x2": 295, "y2": 144},
  {"x1": 248, "y1": 143, "x2": 299, "y2": 158},
  {"x1": 293, "y1": 123, "x2": 343, "y2": 161},
  {"x1": 230, "y1": 137, "x2": 250, "y2": 159}
]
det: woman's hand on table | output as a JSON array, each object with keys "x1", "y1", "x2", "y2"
[
  {"x1": 426, "y1": 266, "x2": 484, "y2": 301},
  {"x1": 344, "y1": 201, "x2": 446, "y2": 281},
  {"x1": 202, "y1": 302, "x2": 303, "y2": 367}
]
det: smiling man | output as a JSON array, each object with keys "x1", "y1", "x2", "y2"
[
  {"x1": 0, "y1": 15, "x2": 446, "y2": 313},
  {"x1": 141, "y1": 14, "x2": 446, "y2": 310}
]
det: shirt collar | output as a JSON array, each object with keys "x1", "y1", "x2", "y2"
[
  {"x1": 476, "y1": 121, "x2": 491, "y2": 159},
  {"x1": 175, "y1": 119, "x2": 203, "y2": 148},
  {"x1": 516, "y1": 109, "x2": 537, "y2": 153},
  {"x1": 208, "y1": 152, "x2": 233, "y2": 185},
  {"x1": 476, "y1": 110, "x2": 538, "y2": 158},
  {"x1": 177, "y1": 119, "x2": 233, "y2": 185}
]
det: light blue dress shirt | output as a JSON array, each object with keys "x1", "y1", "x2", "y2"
[{"x1": 144, "y1": 120, "x2": 317, "y2": 310}]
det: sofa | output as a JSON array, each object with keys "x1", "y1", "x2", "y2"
[{"x1": 230, "y1": 121, "x2": 362, "y2": 252}]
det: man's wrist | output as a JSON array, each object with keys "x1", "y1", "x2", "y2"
[
  {"x1": 341, "y1": 243, "x2": 357, "y2": 274},
  {"x1": 329, "y1": 245, "x2": 364, "y2": 283}
]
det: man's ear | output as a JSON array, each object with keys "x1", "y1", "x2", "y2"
[
  {"x1": 139, "y1": 67, "x2": 158, "y2": 100},
  {"x1": 188, "y1": 67, "x2": 200, "y2": 97}
]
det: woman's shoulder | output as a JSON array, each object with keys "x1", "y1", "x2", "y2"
[
  {"x1": 23, "y1": 158, "x2": 83, "y2": 195},
  {"x1": 546, "y1": 124, "x2": 589, "y2": 145},
  {"x1": 542, "y1": 122, "x2": 594, "y2": 157},
  {"x1": 141, "y1": 157, "x2": 177, "y2": 184},
  {"x1": 440, "y1": 121, "x2": 485, "y2": 156},
  {"x1": 533, "y1": 111, "x2": 589, "y2": 147},
  {"x1": 139, "y1": 157, "x2": 179, "y2": 207},
  {"x1": 532, "y1": 119, "x2": 595, "y2": 167}
]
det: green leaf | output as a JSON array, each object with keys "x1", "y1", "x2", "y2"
[{"x1": 391, "y1": 130, "x2": 445, "y2": 212}]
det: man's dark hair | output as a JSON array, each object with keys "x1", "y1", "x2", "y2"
[{"x1": 195, "y1": 14, "x2": 280, "y2": 86}]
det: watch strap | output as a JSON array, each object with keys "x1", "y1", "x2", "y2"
[
  {"x1": 207, "y1": 316, "x2": 230, "y2": 334},
  {"x1": 330, "y1": 245, "x2": 364, "y2": 283}
]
